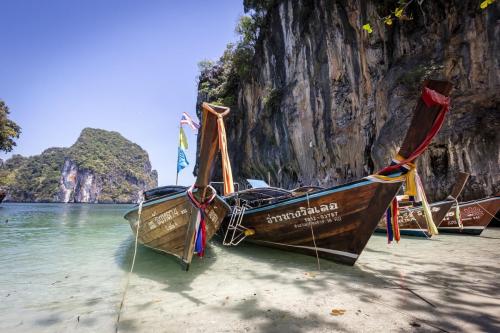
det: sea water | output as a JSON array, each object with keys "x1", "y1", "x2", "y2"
[
  {"x1": 0, "y1": 203, "x2": 135, "y2": 332},
  {"x1": 1, "y1": 203, "x2": 499, "y2": 333}
]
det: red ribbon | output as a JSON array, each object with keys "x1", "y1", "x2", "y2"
[
  {"x1": 392, "y1": 198, "x2": 400, "y2": 243},
  {"x1": 378, "y1": 87, "x2": 450, "y2": 175},
  {"x1": 186, "y1": 185, "x2": 216, "y2": 257}
]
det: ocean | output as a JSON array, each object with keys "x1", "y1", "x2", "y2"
[{"x1": 1, "y1": 203, "x2": 499, "y2": 332}]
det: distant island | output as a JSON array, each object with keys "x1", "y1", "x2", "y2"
[{"x1": 0, "y1": 128, "x2": 157, "y2": 203}]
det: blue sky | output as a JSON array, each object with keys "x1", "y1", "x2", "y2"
[{"x1": 0, "y1": 0, "x2": 243, "y2": 186}]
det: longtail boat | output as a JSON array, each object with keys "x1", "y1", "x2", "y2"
[
  {"x1": 221, "y1": 80, "x2": 453, "y2": 265},
  {"x1": 490, "y1": 197, "x2": 500, "y2": 227},
  {"x1": 436, "y1": 197, "x2": 500, "y2": 235},
  {"x1": 375, "y1": 172, "x2": 470, "y2": 237},
  {"x1": 124, "y1": 103, "x2": 232, "y2": 270}
]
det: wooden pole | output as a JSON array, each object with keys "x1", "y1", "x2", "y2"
[{"x1": 176, "y1": 124, "x2": 181, "y2": 185}]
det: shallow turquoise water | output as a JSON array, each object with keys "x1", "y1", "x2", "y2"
[
  {"x1": 0, "y1": 203, "x2": 135, "y2": 332},
  {"x1": 1, "y1": 203, "x2": 499, "y2": 332}
]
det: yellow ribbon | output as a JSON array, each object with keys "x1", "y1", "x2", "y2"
[
  {"x1": 366, "y1": 162, "x2": 438, "y2": 236},
  {"x1": 216, "y1": 114, "x2": 235, "y2": 196},
  {"x1": 202, "y1": 103, "x2": 235, "y2": 196},
  {"x1": 415, "y1": 173, "x2": 438, "y2": 235}
]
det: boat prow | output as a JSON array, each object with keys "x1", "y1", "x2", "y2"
[
  {"x1": 376, "y1": 172, "x2": 470, "y2": 237},
  {"x1": 437, "y1": 196, "x2": 500, "y2": 235},
  {"x1": 123, "y1": 103, "x2": 233, "y2": 269},
  {"x1": 221, "y1": 79, "x2": 454, "y2": 265},
  {"x1": 124, "y1": 189, "x2": 230, "y2": 263}
]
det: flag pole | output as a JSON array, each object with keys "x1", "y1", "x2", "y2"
[{"x1": 176, "y1": 124, "x2": 180, "y2": 185}]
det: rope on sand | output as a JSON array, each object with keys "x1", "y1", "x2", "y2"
[
  {"x1": 306, "y1": 192, "x2": 321, "y2": 271},
  {"x1": 115, "y1": 200, "x2": 144, "y2": 333}
]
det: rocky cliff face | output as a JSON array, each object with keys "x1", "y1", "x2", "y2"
[
  {"x1": 0, "y1": 128, "x2": 157, "y2": 203},
  {"x1": 59, "y1": 159, "x2": 101, "y2": 203},
  {"x1": 198, "y1": 0, "x2": 499, "y2": 201}
]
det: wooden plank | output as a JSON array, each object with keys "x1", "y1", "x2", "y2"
[
  {"x1": 226, "y1": 180, "x2": 401, "y2": 265},
  {"x1": 195, "y1": 103, "x2": 230, "y2": 190}
]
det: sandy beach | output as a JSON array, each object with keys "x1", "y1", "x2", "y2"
[
  {"x1": 114, "y1": 229, "x2": 500, "y2": 333},
  {"x1": 1, "y1": 1, "x2": 499, "y2": 332},
  {"x1": 1, "y1": 204, "x2": 498, "y2": 333}
]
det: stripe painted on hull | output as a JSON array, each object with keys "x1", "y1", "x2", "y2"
[
  {"x1": 437, "y1": 227, "x2": 485, "y2": 235},
  {"x1": 399, "y1": 229, "x2": 431, "y2": 237},
  {"x1": 245, "y1": 179, "x2": 376, "y2": 215},
  {"x1": 254, "y1": 240, "x2": 359, "y2": 259},
  {"x1": 375, "y1": 228, "x2": 430, "y2": 237},
  {"x1": 124, "y1": 192, "x2": 230, "y2": 217},
  {"x1": 451, "y1": 196, "x2": 499, "y2": 207},
  {"x1": 438, "y1": 226, "x2": 485, "y2": 230}
]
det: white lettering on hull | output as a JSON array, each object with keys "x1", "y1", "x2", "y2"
[
  {"x1": 147, "y1": 207, "x2": 189, "y2": 232},
  {"x1": 265, "y1": 202, "x2": 341, "y2": 228}
]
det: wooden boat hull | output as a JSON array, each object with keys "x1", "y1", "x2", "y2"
[
  {"x1": 375, "y1": 197, "x2": 500, "y2": 236},
  {"x1": 122, "y1": 102, "x2": 233, "y2": 270},
  {"x1": 437, "y1": 197, "x2": 500, "y2": 235},
  {"x1": 490, "y1": 211, "x2": 500, "y2": 228},
  {"x1": 222, "y1": 179, "x2": 401, "y2": 265},
  {"x1": 375, "y1": 200, "x2": 455, "y2": 238},
  {"x1": 124, "y1": 192, "x2": 230, "y2": 262},
  {"x1": 221, "y1": 80, "x2": 452, "y2": 264}
]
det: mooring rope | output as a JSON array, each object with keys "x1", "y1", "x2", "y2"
[
  {"x1": 305, "y1": 192, "x2": 321, "y2": 271},
  {"x1": 447, "y1": 196, "x2": 463, "y2": 230},
  {"x1": 407, "y1": 209, "x2": 432, "y2": 240},
  {"x1": 475, "y1": 202, "x2": 500, "y2": 221},
  {"x1": 115, "y1": 200, "x2": 144, "y2": 333}
]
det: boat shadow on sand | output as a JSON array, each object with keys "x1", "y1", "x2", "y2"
[
  {"x1": 359, "y1": 234, "x2": 500, "y2": 332},
  {"x1": 115, "y1": 236, "x2": 217, "y2": 305},
  {"x1": 115, "y1": 236, "x2": 372, "y2": 332},
  {"x1": 115, "y1": 234, "x2": 500, "y2": 332},
  {"x1": 213, "y1": 234, "x2": 500, "y2": 332}
]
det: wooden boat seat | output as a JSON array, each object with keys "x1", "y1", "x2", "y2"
[
  {"x1": 291, "y1": 186, "x2": 325, "y2": 196},
  {"x1": 143, "y1": 185, "x2": 187, "y2": 201},
  {"x1": 226, "y1": 187, "x2": 294, "y2": 209}
]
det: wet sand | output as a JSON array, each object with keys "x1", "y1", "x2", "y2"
[
  {"x1": 1, "y1": 204, "x2": 498, "y2": 332},
  {"x1": 115, "y1": 229, "x2": 500, "y2": 333}
]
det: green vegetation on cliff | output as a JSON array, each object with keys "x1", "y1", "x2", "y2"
[
  {"x1": 197, "y1": 11, "x2": 263, "y2": 108},
  {"x1": 0, "y1": 100, "x2": 21, "y2": 153},
  {"x1": 0, "y1": 148, "x2": 67, "y2": 201},
  {"x1": 197, "y1": 2, "x2": 282, "y2": 110},
  {"x1": 0, "y1": 128, "x2": 157, "y2": 203},
  {"x1": 69, "y1": 128, "x2": 153, "y2": 183}
]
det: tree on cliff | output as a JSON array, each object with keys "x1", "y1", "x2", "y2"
[{"x1": 0, "y1": 100, "x2": 21, "y2": 153}]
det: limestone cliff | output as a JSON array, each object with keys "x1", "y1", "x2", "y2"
[
  {"x1": 197, "y1": 0, "x2": 499, "y2": 201},
  {"x1": 0, "y1": 128, "x2": 157, "y2": 203}
]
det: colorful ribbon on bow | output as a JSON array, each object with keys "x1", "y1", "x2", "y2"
[
  {"x1": 187, "y1": 185, "x2": 217, "y2": 257},
  {"x1": 366, "y1": 86, "x2": 450, "y2": 242},
  {"x1": 386, "y1": 198, "x2": 400, "y2": 243},
  {"x1": 377, "y1": 87, "x2": 450, "y2": 175},
  {"x1": 202, "y1": 103, "x2": 235, "y2": 196}
]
